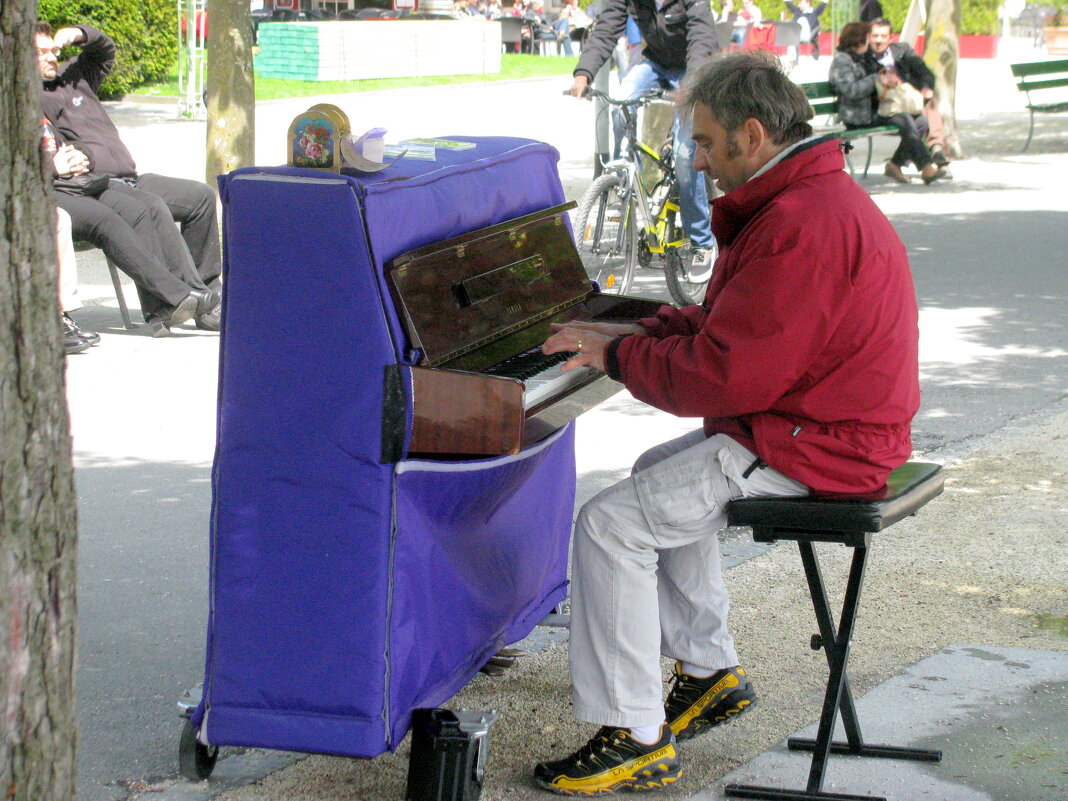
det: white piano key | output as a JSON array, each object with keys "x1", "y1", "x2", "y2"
[{"x1": 523, "y1": 362, "x2": 596, "y2": 410}]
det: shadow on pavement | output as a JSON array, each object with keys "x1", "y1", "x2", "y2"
[
  {"x1": 74, "y1": 455, "x2": 213, "y2": 801},
  {"x1": 897, "y1": 209, "x2": 1068, "y2": 453}
]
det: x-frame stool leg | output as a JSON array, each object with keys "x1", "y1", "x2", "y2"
[{"x1": 725, "y1": 536, "x2": 941, "y2": 801}]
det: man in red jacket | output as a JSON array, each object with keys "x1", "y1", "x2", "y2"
[{"x1": 534, "y1": 51, "x2": 919, "y2": 796}]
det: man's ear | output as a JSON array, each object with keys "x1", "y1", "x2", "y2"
[{"x1": 740, "y1": 117, "x2": 770, "y2": 158}]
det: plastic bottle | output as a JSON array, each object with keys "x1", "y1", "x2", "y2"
[{"x1": 41, "y1": 117, "x2": 59, "y2": 154}]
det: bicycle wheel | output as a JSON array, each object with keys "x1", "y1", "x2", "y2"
[
  {"x1": 574, "y1": 172, "x2": 638, "y2": 295},
  {"x1": 664, "y1": 204, "x2": 716, "y2": 306}
]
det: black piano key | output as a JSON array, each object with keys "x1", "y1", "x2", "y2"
[{"x1": 484, "y1": 347, "x2": 577, "y2": 380}]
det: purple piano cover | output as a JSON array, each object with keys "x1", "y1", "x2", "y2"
[{"x1": 196, "y1": 138, "x2": 576, "y2": 758}]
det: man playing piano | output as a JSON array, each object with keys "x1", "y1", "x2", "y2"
[{"x1": 535, "y1": 51, "x2": 919, "y2": 795}]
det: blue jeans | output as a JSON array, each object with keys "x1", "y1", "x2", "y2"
[
  {"x1": 615, "y1": 59, "x2": 714, "y2": 250},
  {"x1": 552, "y1": 18, "x2": 575, "y2": 57}
]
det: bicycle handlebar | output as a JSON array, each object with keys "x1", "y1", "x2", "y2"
[{"x1": 562, "y1": 87, "x2": 672, "y2": 107}]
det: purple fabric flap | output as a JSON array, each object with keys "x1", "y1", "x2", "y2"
[
  {"x1": 360, "y1": 138, "x2": 567, "y2": 268},
  {"x1": 388, "y1": 425, "x2": 576, "y2": 745}
]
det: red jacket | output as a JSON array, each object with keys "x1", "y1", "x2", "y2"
[{"x1": 611, "y1": 138, "x2": 919, "y2": 493}]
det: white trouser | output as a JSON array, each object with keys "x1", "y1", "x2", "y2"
[
  {"x1": 569, "y1": 431, "x2": 808, "y2": 728},
  {"x1": 56, "y1": 207, "x2": 81, "y2": 313}
]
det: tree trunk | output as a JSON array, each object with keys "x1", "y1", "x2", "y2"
[
  {"x1": 205, "y1": 0, "x2": 256, "y2": 185},
  {"x1": 0, "y1": 3, "x2": 80, "y2": 800},
  {"x1": 924, "y1": 0, "x2": 963, "y2": 158}
]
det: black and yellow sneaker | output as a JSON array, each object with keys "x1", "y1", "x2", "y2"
[
  {"x1": 533, "y1": 724, "x2": 682, "y2": 796},
  {"x1": 665, "y1": 663, "x2": 757, "y2": 742}
]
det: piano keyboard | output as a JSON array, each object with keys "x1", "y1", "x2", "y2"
[{"x1": 485, "y1": 347, "x2": 595, "y2": 410}]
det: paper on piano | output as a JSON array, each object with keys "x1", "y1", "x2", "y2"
[
  {"x1": 340, "y1": 128, "x2": 407, "y2": 173},
  {"x1": 401, "y1": 138, "x2": 476, "y2": 151},
  {"x1": 384, "y1": 143, "x2": 436, "y2": 161},
  {"x1": 359, "y1": 127, "x2": 386, "y2": 162},
  {"x1": 523, "y1": 363, "x2": 596, "y2": 410}
]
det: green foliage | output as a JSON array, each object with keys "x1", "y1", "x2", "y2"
[
  {"x1": 1046, "y1": 2, "x2": 1068, "y2": 26},
  {"x1": 960, "y1": 0, "x2": 999, "y2": 36},
  {"x1": 607, "y1": 0, "x2": 1002, "y2": 38},
  {"x1": 809, "y1": 0, "x2": 996, "y2": 36},
  {"x1": 37, "y1": 0, "x2": 178, "y2": 97}
]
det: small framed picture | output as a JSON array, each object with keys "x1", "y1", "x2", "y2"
[{"x1": 287, "y1": 104, "x2": 350, "y2": 172}]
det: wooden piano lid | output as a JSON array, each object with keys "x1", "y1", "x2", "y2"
[{"x1": 387, "y1": 202, "x2": 590, "y2": 367}]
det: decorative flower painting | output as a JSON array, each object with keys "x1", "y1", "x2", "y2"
[{"x1": 292, "y1": 117, "x2": 335, "y2": 168}]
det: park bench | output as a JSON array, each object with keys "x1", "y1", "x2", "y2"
[
  {"x1": 1010, "y1": 58, "x2": 1068, "y2": 151},
  {"x1": 800, "y1": 81, "x2": 899, "y2": 178}
]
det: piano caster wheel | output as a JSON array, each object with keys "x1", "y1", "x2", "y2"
[{"x1": 178, "y1": 718, "x2": 219, "y2": 781}]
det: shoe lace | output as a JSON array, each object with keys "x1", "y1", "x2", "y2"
[
  {"x1": 569, "y1": 728, "x2": 637, "y2": 770},
  {"x1": 665, "y1": 668, "x2": 708, "y2": 717}
]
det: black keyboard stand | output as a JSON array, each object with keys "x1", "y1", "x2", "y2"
[{"x1": 723, "y1": 463, "x2": 946, "y2": 801}]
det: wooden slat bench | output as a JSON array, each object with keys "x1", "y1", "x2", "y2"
[
  {"x1": 800, "y1": 81, "x2": 899, "y2": 178},
  {"x1": 1010, "y1": 58, "x2": 1068, "y2": 151}
]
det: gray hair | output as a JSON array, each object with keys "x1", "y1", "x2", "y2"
[{"x1": 681, "y1": 52, "x2": 814, "y2": 145}]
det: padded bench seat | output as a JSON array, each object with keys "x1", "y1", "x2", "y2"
[{"x1": 729, "y1": 461, "x2": 944, "y2": 544}]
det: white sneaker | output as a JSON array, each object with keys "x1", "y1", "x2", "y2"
[{"x1": 687, "y1": 246, "x2": 716, "y2": 283}]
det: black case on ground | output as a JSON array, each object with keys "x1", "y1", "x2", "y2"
[{"x1": 406, "y1": 708, "x2": 498, "y2": 801}]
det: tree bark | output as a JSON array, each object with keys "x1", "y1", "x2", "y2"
[
  {"x1": 1, "y1": 2, "x2": 80, "y2": 800},
  {"x1": 924, "y1": 0, "x2": 963, "y2": 158},
  {"x1": 205, "y1": 0, "x2": 256, "y2": 185}
]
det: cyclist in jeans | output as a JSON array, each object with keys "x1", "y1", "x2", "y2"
[{"x1": 569, "y1": 0, "x2": 720, "y2": 274}]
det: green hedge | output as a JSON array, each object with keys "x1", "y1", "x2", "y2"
[
  {"x1": 748, "y1": 0, "x2": 999, "y2": 36},
  {"x1": 37, "y1": 0, "x2": 177, "y2": 96},
  {"x1": 868, "y1": 0, "x2": 1000, "y2": 36}
]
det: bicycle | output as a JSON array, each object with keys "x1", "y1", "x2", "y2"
[{"x1": 571, "y1": 87, "x2": 717, "y2": 306}]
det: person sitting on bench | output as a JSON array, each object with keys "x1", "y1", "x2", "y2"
[
  {"x1": 37, "y1": 21, "x2": 223, "y2": 331},
  {"x1": 533, "y1": 51, "x2": 920, "y2": 796},
  {"x1": 868, "y1": 17, "x2": 950, "y2": 168},
  {"x1": 44, "y1": 123, "x2": 220, "y2": 335},
  {"x1": 55, "y1": 207, "x2": 99, "y2": 355},
  {"x1": 785, "y1": 0, "x2": 826, "y2": 59},
  {"x1": 731, "y1": 0, "x2": 763, "y2": 44},
  {"x1": 829, "y1": 21, "x2": 948, "y2": 185}
]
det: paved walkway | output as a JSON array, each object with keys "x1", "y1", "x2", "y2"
[{"x1": 63, "y1": 37, "x2": 1068, "y2": 801}]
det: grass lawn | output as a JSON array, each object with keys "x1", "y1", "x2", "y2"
[{"x1": 132, "y1": 54, "x2": 574, "y2": 101}]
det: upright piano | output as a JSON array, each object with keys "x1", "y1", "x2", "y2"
[{"x1": 192, "y1": 137, "x2": 665, "y2": 763}]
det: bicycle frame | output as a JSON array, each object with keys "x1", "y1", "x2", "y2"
[
  {"x1": 601, "y1": 142, "x2": 688, "y2": 260},
  {"x1": 577, "y1": 86, "x2": 714, "y2": 304}
]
